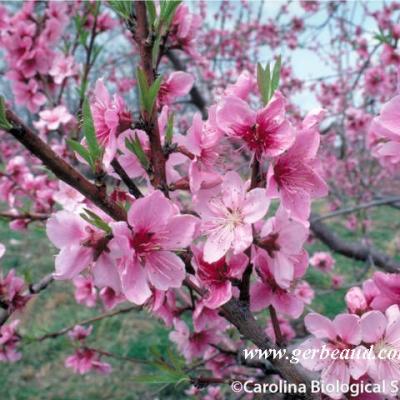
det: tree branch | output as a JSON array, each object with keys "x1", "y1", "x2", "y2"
[
  {"x1": 4, "y1": 109, "x2": 127, "y2": 222},
  {"x1": 310, "y1": 214, "x2": 400, "y2": 273}
]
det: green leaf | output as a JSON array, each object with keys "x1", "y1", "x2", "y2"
[
  {"x1": 136, "y1": 68, "x2": 163, "y2": 113},
  {"x1": 0, "y1": 96, "x2": 12, "y2": 130},
  {"x1": 147, "y1": 75, "x2": 163, "y2": 113},
  {"x1": 136, "y1": 67, "x2": 150, "y2": 112},
  {"x1": 271, "y1": 55, "x2": 282, "y2": 96},
  {"x1": 152, "y1": 33, "x2": 162, "y2": 68},
  {"x1": 82, "y1": 98, "x2": 101, "y2": 161},
  {"x1": 108, "y1": 0, "x2": 132, "y2": 19},
  {"x1": 132, "y1": 374, "x2": 188, "y2": 385},
  {"x1": 80, "y1": 208, "x2": 111, "y2": 233},
  {"x1": 257, "y1": 62, "x2": 270, "y2": 105},
  {"x1": 165, "y1": 113, "x2": 174, "y2": 145},
  {"x1": 147, "y1": 1, "x2": 157, "y2": 27},
  {"x1": 161, "y1": 1, "x2": 181, "y2": 26},
  {"x1": 257, "y1": 57, "x2": 281, "y2": 105},
  {"x1": 125, "y1": 134, "x2": 150, "y2": 170},
  {"x1": 67, "y1": 139, "x2": 93, "y2": 167}
]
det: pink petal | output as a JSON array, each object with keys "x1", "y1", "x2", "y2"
[
  {"x1": 360, "y1": 310, "x2": 387, "y2": 343},
  {"x1": 272, "y1": 291, "x2": 304, "y2": 318},
  {"x1": 146, "y1": 251, "x2": 185, "y2": 290},
  {"x1": 242, "y1": 188, "x2": 270, "y2": 224},
  {"x1": 128, "y1": 191, "x2": 176, "y2": 231},
  {"x1": 53, "y1": 245, "x2": 92, "y2": 280},
  {"x1": 203, "y1": 225, "x2": 234, "y2": 263},
  {"x1": 232, "y1": 223, "x2": 253, "y2": 254},
  {"x1": 333, "y1": 314, "x2": 361, "y2": 345},
  {"x1": 304, "y1": 313, "x2": 335, "y2": 340},
  {"x1": 216, "y1": 95, "x2": 256, "y2": 137},
  {"x1": 167, "y1": 71, "x2": 194, "y2": 97},
  {"x1": 93, "y1": 253, "x2": 121, "y2": 293},
  {"x1": 159, "y1": 215, "x2": 199, "y2": 250},
  {"x1": 204, "y1": 282, "x2": 232, "y2": 309},
  {"x1": 120, "y1": 258, "x2": 151, "y2": 304},
  {"x1": 221, "y1": 171, "x2": 246, "y2": 210},
  {"x1": 250, "y1": 281, "x2": 272, "y2": 312},
  {"x1": 46, "y1": 211, "x2": 86, "y2": 249}
]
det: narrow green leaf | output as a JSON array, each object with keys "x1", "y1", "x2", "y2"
[
  {"x1": 0, "y1": 96, "x2": 12, "y2": 130},
  {"x1": 165, "y1": 113, "x2": 174, "y2": 145},
  {"x1": 81, "y1": 208, "x2": 111, "y2": 233},
  {"x1": 147, "y1": 75, "x2": 163, "y2": 113},
  {"x1": 125, "y1": 135, "x2": 150, "y2": 170},
  {"x1": 108, "y1": 0, "x2": 132, "y2": 19},
  {"x1": 162, "y1": 1, "x2": 181, "y2": 25},
  {"x1": 147, "y1": 1, "x2": 157, "y2": 27},
  {"x1": 66, "y1": 139, "x2": 93, "y2": 167},
  {"x1": 136, "y1": 67, "x2": 150, "y2": 112},
  {"x1": 82, "y1": 97, "x2": 101, "y2": 161},
  {"x1": 152, "y1": 33, "x2": 162, "y2": 68},
  {"x1": 271, "y1": 55, "x2": 282, "y2": 96}
]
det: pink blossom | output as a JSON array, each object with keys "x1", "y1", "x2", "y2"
[
  {"x1": 310, "y1": 251, "x2": 335, "y2": 272},
  {"x1": 251, "y1": 250, "x2": 308, "y2": 318},
  {"x1": 158, "y1": 71, "x2": 194, "y2": 106},
  {"x1": 299, "y1": 313, "x2": 367, "y2": 399},
  {"x1": 192, "y1": 244, "x2": 248, "y2": 308},
  {"x1": 90, "y1": 79, "x2": 132, "y2": 166},
  {"x1": 0, "y1": 269, "x2": 29, "y2": 311},
  {"x1": 295, "y1": 281, "x2": 314, "y2": 305},
  {"x1": 346, "y1": 287, "x2": 368, "y2": 315},
  {"x1": 368, "y1": 95, "x2": 400, "y2": 166},
  {"x1": 224, "y1": 70, "x2": 255, "y2": 100},
  {"x1": 65, "y1": 348, "x2": 111, "y2": 375},
  {"x1": 196, "y1": 171, "x2": 269, "y2": 263},
  {"x1": 49, "y1": 54, "x2": 77, "y2": 84},
  {"x1": 170, "y1": 4, "x2": 202, "y2": 57},
  {"x1": 216, "y1": 91, "x2": 295, "y2": 158},
  {"x1": 184, "y1": 112, "x2": 223, "y2": 193},
  {"x1": 266, "y1": 109, "x2": 328, "y2": 221},
  {"x1": 146, "y1": 289, "x2": 178, "y2": 327},
  {"x1": 0, "y1": 320, "x2": 21, "y2": 363},
  {"x1": 0, "y1": 243, "x2": 5, "y2": 259},
  {"x1": 99, "y1": 287, "x2": 125, "y2": 311},
  {"x1": 13, "y1": 79, "x2": 46, "y2": 113},
  {"x1": 46, "y1": 210, "x2": 105, "y2": 280},
  {"x1": 73, "y1": 275, "x2": 97, "y2": 308},
  {"x1": 331, "y1": 274, "x2": 344, "y2": 289},
  {"x1": 360, "y1": 305, "x2": 400, "y2": 393},
  {"x1": 255, "y1": 206, "x2": 309, "y2": 288},
  {"x1": 169, "y1": 318, "x2": 220, "y2": 362},
  {"x1": 68, "y1": 325, "x2": 93, "y2": 341},
  {"x1": 34, "y1": 105, "x2": 72, "y2": 131},
  {"x1": 53, "y1": 181, "x2": 85, "y2": 211},
  {"x1": 109, "y1": 191, "x2": 198, "y2": 304},
  {"x1": 370, "y1": 271, "x2": 400, "y2": 311}
]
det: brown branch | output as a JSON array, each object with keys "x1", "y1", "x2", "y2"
[
  {"x1": 184, "y1": 278, "x2": 315, "y2": 398},
  {"x1": 4, "y1": 110, "x2": 127, "y2": 222},
  {"x1": 310, "y1": 214, "x2": 400, "y2": 273},
  {"x1": 110, "y1": 158, "x2": 143, "y2": 198},
  {"x1": 35, "y1": 305, "x2": 139, "y2": 341},
  {"x1": 311, "y1": 196, "x2": 400, "y2": 223},
  {"x1": 0, "y1": 212, "x2": 49, "y2": 221},
  {"x1": 0, "y1": 273, "x2": 54, "y2": 327},
  {"x1": 133, "y1": 2, "x2": 168, "y2": 193}
]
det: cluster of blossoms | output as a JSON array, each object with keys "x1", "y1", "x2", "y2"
[
  {"x1": 1, "y1": 1, "x2": 400, "y2": 399},
  {"x1": 65, "y1": 325, "x2": 111, "y2": 375},
  {"x1": 0, "y1": 244, "x2": 23, "y2": 363}
]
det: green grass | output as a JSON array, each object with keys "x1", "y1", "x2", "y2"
[{"x1": 0, "y1": 203, "x2": 399, "y2": 398}]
